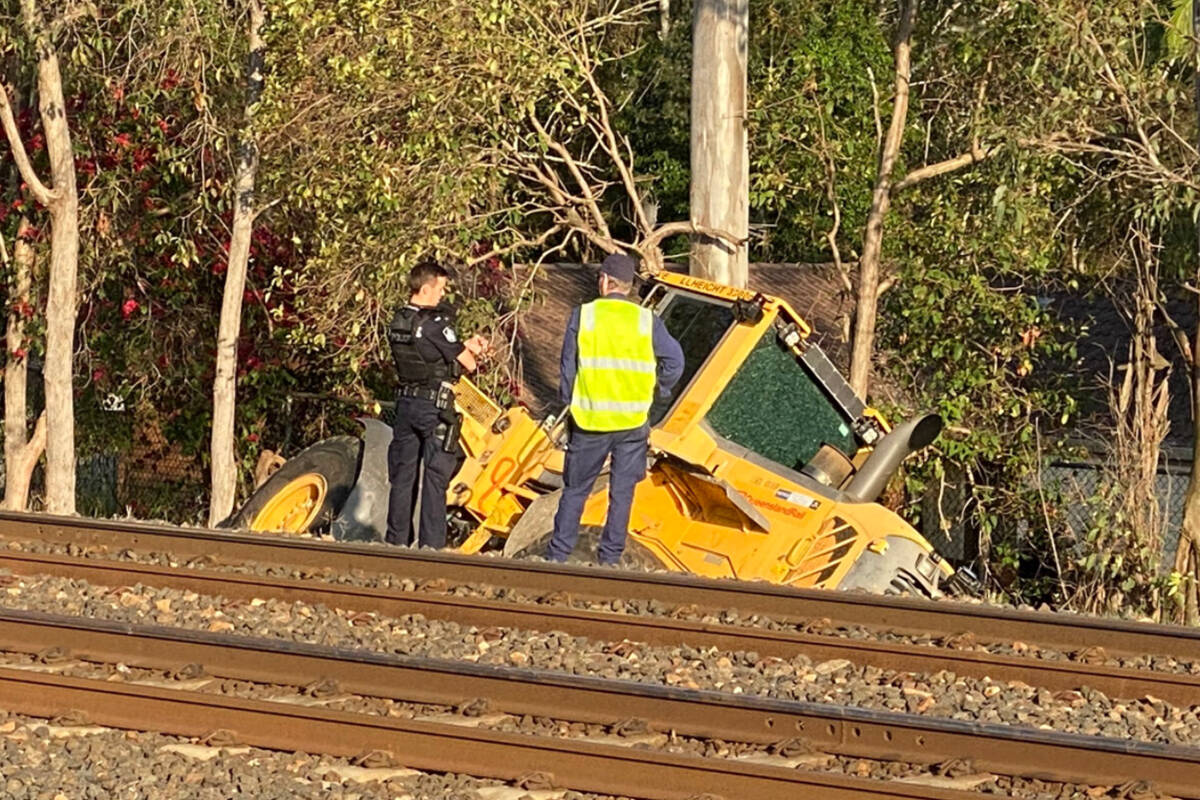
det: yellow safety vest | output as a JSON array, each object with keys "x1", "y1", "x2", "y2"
[{"x1": 570, "y1": 298, "x2": 657, "y2": 431}]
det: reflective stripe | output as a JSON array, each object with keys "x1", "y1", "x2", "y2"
[
  {"x1": 571, "y1": 397, "x2": 653, "y2": 413},
  {"x1": 637, "y1": 306, "x2": 651, "y2": 335},
  {"x1": 578, "y1": 357, "x2": 657, "y2": 374},
  {"x1": 581, "y1": 303, "x2": 596, "y2": 332}
]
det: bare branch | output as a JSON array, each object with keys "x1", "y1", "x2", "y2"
[
  {"x1": 636, "y1": 220, "x2": 746, "y2": 253},
  {"x1": 0, "y1": 83, "x2": 58, "y2": 207},
  {"x1": 866, "y1": 65, "x2": 883, "y2": 153},
  {"x1": 574, "y1": 65, "x2": 653, "y2": 235},
  {"x1": 529, "y1": 114, "x2": 612, "y2": 240},
  {"x1": 893, "y1": 141, "x2": 995, "y2": 192},
  {"x1": 810, "y1": 90, "x2": 850, "y2": 294},
  {"x1": 466, "y1": 225, "x2": 565, "y2": 267}
]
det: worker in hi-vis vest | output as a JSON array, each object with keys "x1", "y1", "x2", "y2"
[{"x1": 546, "y1": 253, "x2": 684, "y2": 565}]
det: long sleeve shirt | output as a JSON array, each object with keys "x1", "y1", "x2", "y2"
[{"x1": 558, "y1": 293, "x2": 686, "y2": 407}]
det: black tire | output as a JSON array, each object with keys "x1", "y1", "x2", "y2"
[
  {"x1": 222, "y1": 436, "x2": 363, "y2": 534},
  {"x1": 884, "y1": 571, "x2": 937, "y2": 600}
]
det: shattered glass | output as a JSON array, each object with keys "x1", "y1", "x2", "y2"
[{"x1": 706, "y1": 329, "x2": 856, "y2": 470}]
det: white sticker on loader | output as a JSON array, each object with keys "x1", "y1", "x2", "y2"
[{"x1": 775, "y1": 489, "x2": 819, "y2": 509}]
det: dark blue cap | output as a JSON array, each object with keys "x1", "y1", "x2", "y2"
[{"x1": 600, "y1": 253, "x2": 637, "y2": 283}]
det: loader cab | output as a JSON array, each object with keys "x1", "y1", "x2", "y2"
[{"x1": 642, "y1": 273, "x2": 884, "y2": 494}]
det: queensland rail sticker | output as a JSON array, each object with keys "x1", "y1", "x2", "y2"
[{"x1": 775, "y1": 488, "x2": 820, "y2": 510}]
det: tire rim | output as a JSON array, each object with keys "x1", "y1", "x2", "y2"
[{"x1": 250, "y1": 473, "x2": 328, "y2": 534}]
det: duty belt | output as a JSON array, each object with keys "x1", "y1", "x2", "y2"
[{"x1": 396, "y1": 384, "x2": 440, "y2": 402}]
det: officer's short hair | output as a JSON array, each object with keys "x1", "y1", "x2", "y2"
[{"x1": 408, "y1": 260, "x2": 449, "y2": 294}]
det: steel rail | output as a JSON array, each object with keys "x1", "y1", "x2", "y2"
[
  {"x1": 0, "y1": 666, "x2": 979, "y2": 800},
  {"x1": 1, "y1": 608, "x2": 1198, "y2": 797},
  {"x1": 1, "y1": 511, "x2": 1195, "y2": 663},
  {"x1": 2, "y1": 546, "x2": 1199, "y2": 711}
]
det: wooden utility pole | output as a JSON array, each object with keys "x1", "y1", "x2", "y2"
[{"x1": 690, "y1": 0, "x2": 749, "y2": 287}]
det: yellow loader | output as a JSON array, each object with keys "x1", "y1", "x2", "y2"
[{"x1": 230, "y1": 272, "x2": 975, "y2": 597}]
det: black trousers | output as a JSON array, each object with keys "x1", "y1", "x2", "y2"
[{"x1": 386, "y1": 396, "x2": 463, "y2": 548}]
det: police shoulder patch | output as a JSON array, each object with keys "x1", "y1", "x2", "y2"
[{"x1": 443, "y1": 326, "x2": 457, "y2": 343}]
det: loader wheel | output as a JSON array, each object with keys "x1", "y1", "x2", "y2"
[{"x1": 225, "y1": 436, "x2": 363, "y2": 535}]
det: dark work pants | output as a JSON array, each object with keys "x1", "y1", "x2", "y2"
[
  {"x1": 386, "y1": 396, "x2": 462, "y2": 548},
  {"x1": 546, "y1": 422, "x2": 648, "y2": 565}
]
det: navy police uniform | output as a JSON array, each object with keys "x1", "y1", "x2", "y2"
[{"x1": 386, "y1": 303, "x2": 465, "y2": 548}]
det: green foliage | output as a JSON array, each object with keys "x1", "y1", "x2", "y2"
[{"x1": 1167, "y1": 0, "x2": 1194, "y2": 58}]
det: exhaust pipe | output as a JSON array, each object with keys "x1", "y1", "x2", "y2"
[{"x1": 843, "y1": 413, "x2": 942, "y2": 503}]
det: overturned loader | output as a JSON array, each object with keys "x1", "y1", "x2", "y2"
[{"x1": 230, "y1": 272, "x2": 972, "y2": 596}]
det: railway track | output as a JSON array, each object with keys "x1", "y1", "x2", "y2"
[
  {"x1": 1, "y1": 511, "x2": 1195, "y2": 665},
  {"x1": 0, "y1": 513, "x2": 1198, "y2": 796},
  {"x1": 5, "y1": 668, "x2": 950, "y2": 800},
  {"x1": 0, "y1": 518, "x2": 1197, "y2": 710},
  {"x1": 0, "y1": 607, "x2": 1196, "y2": 798}
]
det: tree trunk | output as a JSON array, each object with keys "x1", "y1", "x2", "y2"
[
  {"x1": 689, "y1": 0, "x2": 749, "y2": 287},
  {"x1": 209, "y1": 0, "x2": 265, "y2": 526},
  {"x1": 38, "y1": 54, "x2": 79, "y2": 515},
  {"x1": 1, "y1": 2, "x2": 82, "y2": 514},
  {"x1": 1175, "y1": 311, "x2": 1200, "y2": 623},
  {"x1": 2, "y1": 413, "x2": 45, "y2": 512},
  {"x1": 1177, "y1": 0, "x2": 1200, "y2": 624},
  {"x1": 2, "y1": 218, "x2": 43, "y2": 511},
  {"x1": 848, "y1": 0, "x2": 919, "y2": 397}
]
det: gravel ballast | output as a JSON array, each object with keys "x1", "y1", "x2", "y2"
[
  {"x1": 0, "y1": 710, "x2": 627, "y2": 800},
  {"x1": 1, "y1": 570, "x2": 1198, "y2": 748},
  {"x1": 9, "y1": 537, "x2": 1198, "y2": 676},
  {"x1": 0, "y1": 652, "x2": 1177, "y2": 799}
]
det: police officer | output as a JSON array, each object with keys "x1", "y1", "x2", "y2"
[
  {"x1": 386, "y1": 260, "x2": 488, "y2": 548},
  {"x1": 546, "y1": 253, "x2": 684, "y2": 565}
]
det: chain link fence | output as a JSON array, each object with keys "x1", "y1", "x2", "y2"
[
  {"x1": 1044, "y1": 453, "x2": 1193, "y2": 572},
  {"x1": 61, "y1": 392, "x2": 390, "y2": 525}
]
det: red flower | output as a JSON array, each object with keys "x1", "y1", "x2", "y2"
[
  {"x1": 111, "y1": 83, "x2": 124, "y2": 103},
  {"x1": 130, "y1": 107, "x2": 141, "y2": 120},
  {"x1": 157, "y1": 119, "x2": 169, "y2": 134},
  {"x1": 121, "y1": 299, "x2": 139, "y2": 319},
  {"x1": 112, "y1": 133, "x2": 132, "y2": 149},
  {"x1": 246, "y1": 432, "x2": 259, "y2": 443},
  {"x1": 160, "y1": 70, "x2": 180, "y2": 91},
  {"x1": 10, "y1": 348, "x2": 26, "y2": 361},
  {"x1": 28, "y1": 134, "x2": 44, "y2": 152},
  {"x1": 92, "y1": 367, "x2": 106, "y2": 382}
]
